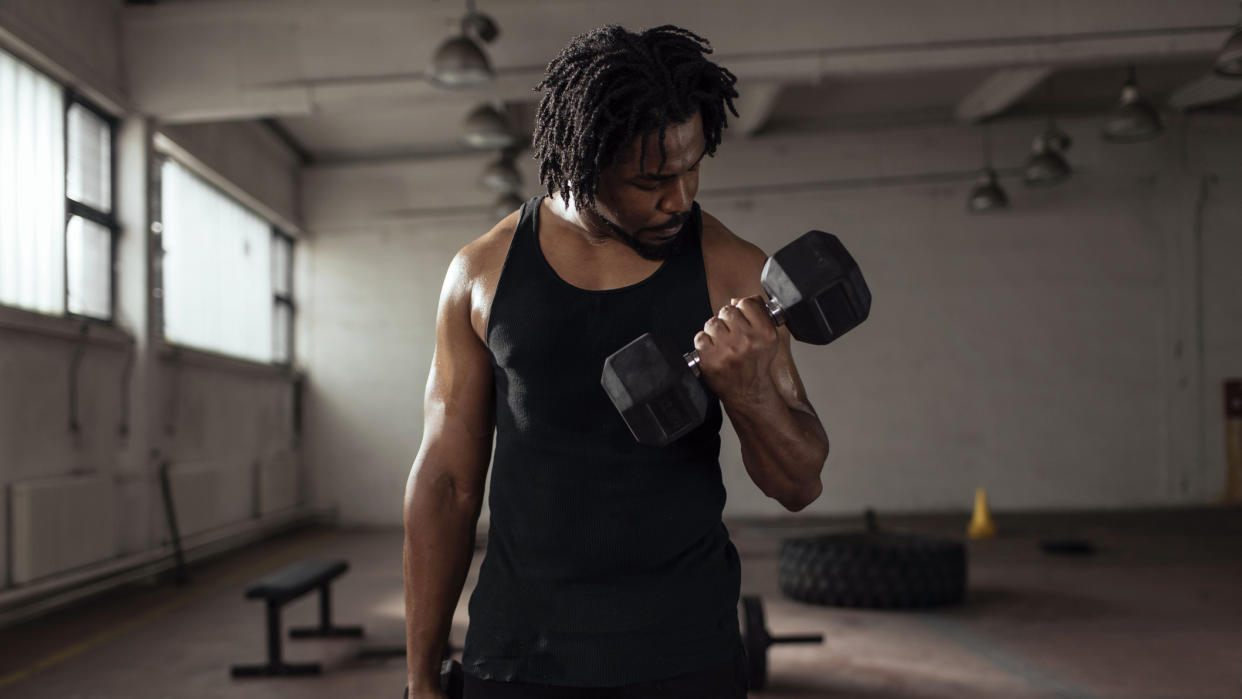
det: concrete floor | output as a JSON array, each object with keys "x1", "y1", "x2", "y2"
[{"x1": 0, "y1": 507, "x2": 1239, "y2": 698}]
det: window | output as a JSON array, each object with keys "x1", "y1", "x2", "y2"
[
  {"x1": 0, "y1": 48, "x2": 64, "y2": 314},
  {"x1": 0, "y1": 47, "x2": 115, "y2": 319},
  {"x1": 159, "y1": 157, "x2": 295, "y2": 365},
  {"x1": 66, "y1": 102, "x2": 116, "y2": 319}
]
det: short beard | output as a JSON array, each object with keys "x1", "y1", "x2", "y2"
[{"x1": 588, "y1": 205, "x2": 690, "y2": 261}]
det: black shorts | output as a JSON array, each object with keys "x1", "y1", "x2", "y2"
[{"x1": 461, "y1": 649, "x2": 749, "y2": 699}]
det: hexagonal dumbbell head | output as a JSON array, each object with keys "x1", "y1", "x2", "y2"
[
  {"x1": 761, "y1": 230, "x2": 871, "y2": 345},
  {"x1": 600, "y1": 333, "x2": 710, "y2": 447}
]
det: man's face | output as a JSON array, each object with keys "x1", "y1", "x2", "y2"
[{"x1": 589, "y1": 111, "x2": 707, "y2": 261}]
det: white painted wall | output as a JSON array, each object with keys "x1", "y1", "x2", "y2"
[
  {"x1": 0, "y1": 1, "x2": 306, "y2": 597},
  {"x1": 0, "y1": 0, "x2": 125, "y2": 110},
  {"x1": 303, "y1": 113, "x2": 1242, "y2": 524}
]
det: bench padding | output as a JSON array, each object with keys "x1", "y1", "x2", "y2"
[{"x1": 245, "y1": 559, "x2": 349, "y2": 602}]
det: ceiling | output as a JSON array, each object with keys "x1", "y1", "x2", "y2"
[
  {"x1": 118, "y1": 0, "x2": 1242, "y2": 165},
  {"x1": 768, "y1": 58, "x2": 1241, "y2": 132}
]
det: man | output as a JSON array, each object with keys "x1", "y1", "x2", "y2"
[{"x1": 404, "y1": 25, "x2": 828, "y2": 698}]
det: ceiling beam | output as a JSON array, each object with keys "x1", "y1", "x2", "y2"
[
  {"x1": 955, "y1": 66, "x2": 1053, "y2": 123},
  {"x1": 1168, "y1": 74, "x2": 1242, "y2": 111}
]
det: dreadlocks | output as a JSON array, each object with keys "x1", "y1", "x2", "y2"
[{"x1": 532, "y1": 25, "x2": 739, "y2": 211}]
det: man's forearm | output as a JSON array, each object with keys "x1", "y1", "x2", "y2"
[
  {"x1": 724, "y1": 385, "x2": 828, "y2": 511},
  {"x1": 404, "y1": 475, "x2": 482, "y2": 690}
]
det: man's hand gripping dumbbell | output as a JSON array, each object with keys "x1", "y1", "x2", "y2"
[{"x1": 601, "y1": 231, "x2": 871, "y2": 447}]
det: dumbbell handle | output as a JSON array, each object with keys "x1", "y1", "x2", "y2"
[{"x1": 683, "y1": 297, "x2": 787, "y2": 377}]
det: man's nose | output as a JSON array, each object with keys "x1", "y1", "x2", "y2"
[{"x1": 660, "y1": 177, "x2": 692, "y2": 214}]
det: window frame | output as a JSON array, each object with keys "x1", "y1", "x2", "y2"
[
  {"x1": 153, "y1": 152, "x2": 296, "y2": 368},
  {"x1": 272, "y1": 228, "x2": 296, "y2": 368},
  {"x1": 62, "y1": 87, "x2": 120, "y2": 323}
]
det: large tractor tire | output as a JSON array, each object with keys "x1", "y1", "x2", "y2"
[{"x1": 779, "y1": 529, "x2": 967, "y2": 609}]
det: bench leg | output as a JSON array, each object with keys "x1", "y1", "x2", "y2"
[
  {"x1": 231, "y1": 599, "x2": 321, "y2": 678},
  {"x1": 290, "y1": 583, "x2": 363, "y2": 639}
]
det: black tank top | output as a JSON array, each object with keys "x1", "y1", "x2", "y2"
[{"x1": 462, "y1": 196, "x2": 742, "y2": 686}]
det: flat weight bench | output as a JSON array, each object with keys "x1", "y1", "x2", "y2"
[{"x1": 231, "y1": 559, "x2": 364, "y2": 678}]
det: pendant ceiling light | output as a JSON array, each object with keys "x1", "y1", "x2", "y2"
[
  {"x1": 968, "y1": 125, "x2": 1009, "y2": 214},
  {"x1": 1022, "y1": 135, "x2": 1071, "y2": 187},
  {"x1": 968, "y1": 169, "x2": 1009, "y2": 213},
  {"x1": 492, "y1": 192, "x2": 525, "y2": 220},
  {"x1": 1215, "y1": 3, "x2": 1242, "y2": 78},
  {"x1": 431, "y1": 0, "x2": 499, "y2": 88},
  {"x1": 462, "y1": 103, "x2": 517, "y2": 149},
  {"x1": 480, "y1": 150, "x2": 522, "y2": 192},
  {"x1": 1023, "y1": 81, "x2": 1073, "y2": 187},
  {"x1": 1101, "y1": 65, "x2": 1163, "y2": 143}
]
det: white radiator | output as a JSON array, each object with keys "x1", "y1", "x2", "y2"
[
  {"x1": 10, "y1": 475, "x2": 118, "y2": 585},
  {"x1": 166, "y1": 459, "x2": 257, "y2": 539},
  {"x1": 258, "y1": 451, "x2": 299, "y2": 516}
]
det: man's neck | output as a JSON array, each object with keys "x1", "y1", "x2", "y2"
[{"x1": 544, "y1": 192, "x2": 614, "y2": 247}]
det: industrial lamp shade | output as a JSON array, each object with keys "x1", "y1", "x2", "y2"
[
  {"x1": 1023, "y1": 134, "x2": 1072, "y2": 187},
  {"x1": 1043, "y1": 123, "x2": 1072, "y2": 153},
  {"x1": 1102, "y1": 70, "x2": 1163, "y2": 143},
  {"x1": 432, "y1": 35, "x2": 493, "y2": 88},
  {"x1": 967, "y1": 168, "x2": 1009, "y2": 213},
  {"x1": 480, "y1": 156, "x2": 521, "y2": 192},
  {"x1": 492, "y1": 192, "x2": 525, "y2": 219},
  {"x1": 1215, "y1": 24, "x2": 1242, "y2": 77},
  {"x1": 462, "y1": 104, "x2": 516, "y2": 149}
]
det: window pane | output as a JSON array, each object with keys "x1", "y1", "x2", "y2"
[
  {"x1": 272, "y1": 234, "x2": 291, "y2": 297},
  {"x1": 162, "y1": 158, "x2": 273, "y2": 362},
  {"x1": 67, "y1": 103, "x2": 111, "y2": 213},
  {"x1": 66, "y1": 215, "x2": 111, "y2": 319},
  {"x1": 0, "y1": 48, "x2": 65, "y2": 314},
  {"x1": 273, "y1": 300, "x2": 291, "y2": 364}
]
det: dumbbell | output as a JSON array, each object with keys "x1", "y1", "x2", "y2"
[
  {"x1": 402, "y1": 659, "x2": 463, "y2": 699},
  {"x1": 740, "y1": 594, "x2": 824, "y2": 690},
  {"x1": 600, "y1": 230, "x2": 870, "y2": 446}
]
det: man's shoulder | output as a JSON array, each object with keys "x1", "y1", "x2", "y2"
[
  {"x1": 452, "y1": 209, "x2": 521, "y2": 281},
  {"x1": 441, "y1": 210, "x2": 522, "y2": 340},
  {"x1": 699, "y1": 208, "x2": 767, "y2": 287}
]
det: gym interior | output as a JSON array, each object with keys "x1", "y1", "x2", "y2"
[{"x1": 1, "y1": 1, "x2": 1241, "y2": 697}]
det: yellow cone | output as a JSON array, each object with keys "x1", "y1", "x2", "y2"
[{"x1": 967, "y1": 487, "x2": 997, "y2": 540}]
